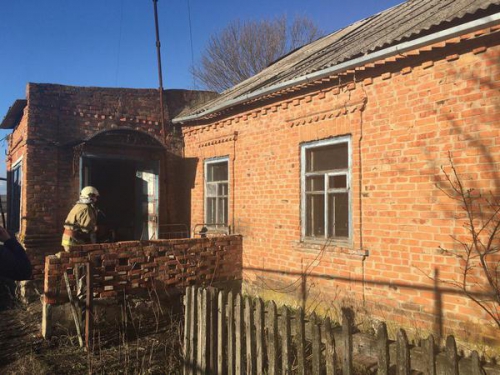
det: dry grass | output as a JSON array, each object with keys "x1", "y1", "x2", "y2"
[{"x1": 0, "y1": 292, "x2": 184, "y2": 374}]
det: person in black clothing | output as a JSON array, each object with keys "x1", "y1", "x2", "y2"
[{"x1": 0, "y1": 227, "x2": 31, "y2": 281}]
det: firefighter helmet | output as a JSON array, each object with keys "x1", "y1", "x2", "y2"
[{"x1": 80, "y1": 186, "x2": 99, "y2": 200}]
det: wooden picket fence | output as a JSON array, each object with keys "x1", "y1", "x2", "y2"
[{"x1": 183, "y1": 286, "x2": 491, "y2": 375}]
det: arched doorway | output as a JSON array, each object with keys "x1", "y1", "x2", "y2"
[{"x1": 78, "y1": 129, "x2": 165, "y2": 241}]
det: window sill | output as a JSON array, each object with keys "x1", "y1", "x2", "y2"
[{"x1": 294, "y1": 237, "x2": 367, "y2": 257}]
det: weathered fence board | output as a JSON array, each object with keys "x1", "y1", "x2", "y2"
[
  {"x1": 312, "y1": 313, "x2": 322, "y2": 375},
  {"x1": 424, "y1": 334, "x2": 436, "y2": 375},
  {"x1": 376, "y1": 322, "x2": 389, "y2": 375},
  {"x1": 245, "y1": 297, "x2": 255, "y2": 375},
  {"x1": 227, "y1": 291, "x2": 234, "y2": 375},
  {"x1": 254, "y1": 298, "x2": 264, "y2": 375},
  {"x1": 281, "y1": 306, "x2": 291, "y2": 375},
  {"x1": 342, "y1": 308, "x2": 353, "y2": 375},
  {"x1": 209, "y1": 288, "x2": 218, "y2": 374},
  {"x1": 183, "y1": 286, "x2": 494, "y2": 375},
  {"x1": 445, "y1": 336, "x2": 459, "y2": 375},
  {"x1": 235, "y1": 294, "x2": 243, "y2": 375},
  {"x1": 266, "y1": 301, "x2": 278, "y2": 375},
  {"x1": 295, "y1": 307, "x2": 306, "y2": 375},
  {"x1": 184, "y1": 286, "x2": 193, "y2": 375},
  {"x1": 396, "y1": 329, "x2": 410, "y2": 375},
  {"x1": 324, "y1": 318, "x2": 336, "y2": 375},
  {"x1": 217, "y1": 290, "x2": 226, "y2": 375}
]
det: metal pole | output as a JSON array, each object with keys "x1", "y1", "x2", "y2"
[{"x1": 152, "y1": 0, "x2": 168, "y2": 142}]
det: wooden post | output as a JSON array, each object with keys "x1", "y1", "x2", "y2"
[
  {"x1": 227, "y1": 291, "x2": 235, "y2": 375},
  {"x1": 235, "y1": 294, "x2": 243, "y2": 375},
  {"x1": 184, "y1": 286, "x2": 193, "y2": 375},
  {"x1": 376, "y1": 322, "x2": 389, "y2": 375},
  {"x1": 445, "y1": 336, "x2": 459, "y2": 375},
  {"x1": 323, "y1": 318, "x2": 336, "y2": 375},
  {"x1": 295, "y1": 308, "x2": 306, "y2": 375},
  {"x1": 311, "y1": 313, "x2": 322, "y2": 375},
  {"x1": 281, "y1": 306, "x2": 291, "y2": 375},
  {"x1": 423, "y1": 334, "x2": 436, "y2": 375},
  {"x1": 342, "y1": 308, "x2": 353, "y2": 375},
  {"x1": 267, "y1": 301, "x2": 278, "y2": 375},
  {"x1": 217, "y1": 290, "x2": 227, "y2": 375},
  {"x1": 85, "y1": 262, "x2": 93, "y2": 351},
  {"x1": 244, "y1": 297, "x2": 255, "y2": 375},
  {"x1": 396, "y1": 329, "x2": 410, "y2": 375},
  {"x1": 63, "y1": 271, "x2": 84, "y2": 347},
  {"x1": 255, "y1": 298, "x2": 265, "y2": 375}
]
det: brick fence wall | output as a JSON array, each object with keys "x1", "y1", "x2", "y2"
[{"x1": 43, "y1": 235, "x2": 243, "y2": 305}]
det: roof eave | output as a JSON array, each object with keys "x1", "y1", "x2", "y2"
[
  {"x1": 173, "y1": 12, "x2": 500, "y2": 125},
  {"x1": 0, "y1": 99, "x2": 27, "y2": 129}
]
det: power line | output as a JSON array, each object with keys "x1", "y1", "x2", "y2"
[
  {"x1": 187, "y1": 0, "x2": 197, "y2": 89},
  {"x1": 115, "y1": 0, "x2": 125, "y2": 87}
]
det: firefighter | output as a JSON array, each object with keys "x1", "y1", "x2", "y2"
[{"x1": 62, "y1": 186, "x2": 99, "y2": 251}]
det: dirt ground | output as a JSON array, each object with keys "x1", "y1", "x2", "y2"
[{"x1": 0, "y1": 294, "x2": 184, "y2": 374}]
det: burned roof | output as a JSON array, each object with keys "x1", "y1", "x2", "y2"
[{"x1": 174, "y1": 0, "x2": 500, "y2": 122}]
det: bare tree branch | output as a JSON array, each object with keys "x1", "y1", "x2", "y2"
[
  {"x1": 437, "y1": 154, "x2": 500, "y2": 328},
  {"x1": 191, "y1": 15, "x2": 323, "y2": 92}
]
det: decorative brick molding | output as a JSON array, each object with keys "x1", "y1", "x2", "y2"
[
  {"x1": 199, "y1": 131, "x2": 238, "y2": 148},
  {"x1": 43, "y1": 236, "x2": 243, "y2": 305},
  {"x1": 287, "y1": 97, "x2": 367, "y2": 128}
]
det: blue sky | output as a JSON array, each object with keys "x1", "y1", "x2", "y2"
[{"x1": 0, "y1": 0, "x2": 403, "y2": 190}]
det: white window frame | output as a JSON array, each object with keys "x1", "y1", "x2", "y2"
[
  {"x1": 300, "y1": 136, "x2": 352, "y2": 242},
  {"x1": 204, "y1": 156, "x2": 229, "y2": 227}
]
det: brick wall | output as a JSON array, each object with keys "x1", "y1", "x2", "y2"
[
  {"x1": 181, "y1": 27, "x2": 500, "y2": 351},
  {"x1": 44, "y1": 235, "x2": 242, "y2": 305}
]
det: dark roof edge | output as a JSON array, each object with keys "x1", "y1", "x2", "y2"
[
  {"x1": 173, "y1": 12, "x2": 500, "y2": 125},
  {"x1": 0, "y1": 100, "x2": 27, "y2": 129}
]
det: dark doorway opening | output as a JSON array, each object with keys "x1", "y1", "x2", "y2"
[{"x1": 81, "y1": 156, "x2": 159, "y2": 242}]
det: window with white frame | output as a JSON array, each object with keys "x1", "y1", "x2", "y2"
[
  {"x1": 205, "y1": 158, "x2": 229, "y2": 226},
  {"x1": 8, "y1": 160, "x2": 22, "y2": 233},
  {"x1": 301, "y1": 136, "x2": 351, "y2": 240}
]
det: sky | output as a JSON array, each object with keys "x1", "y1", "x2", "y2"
[{"x1": 0, "y1": 0, "x2": 403, "y2": 190}]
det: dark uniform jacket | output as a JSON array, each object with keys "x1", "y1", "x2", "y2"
[{"x1": 0, "y1": 238, "x2": 32, "y2": 280}]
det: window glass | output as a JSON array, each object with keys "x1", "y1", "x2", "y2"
[
  {"x1": 328, "y1": 175, "x2": 347, "y2": 189},
  {"x1": 218, "y1": 197, "x2": 228, "y2": 224},
  {"x1": 306, "y1": 176, "x2": 324, "y2": 192},
  {"x1": 207, "y1": 197, "x2": 216, "y2": 224},
  {"x1": 303, "y1": 138, "x2": 350, "y2": 241},
  {"x1": 206, "y1": 184, "x2": 217, "y2": 197},
  {"x1": 328, "y1": 193, "x2": 349, "y2": 237},
  {"x1": 218, "y1": 183, "x2": 228, "y2": 196},
  {"x1": 205, "y1": 159, "x2": 229, "y2": 225},
  {"x1": 207, "y1": 162, "x2": 228, "y2": 182},
  {"x1": 306, "y1": 143, "x2": 348, "y2": 172},
  {"x1": 306, "y1": 194, "x2": 325, "y2": 237}
]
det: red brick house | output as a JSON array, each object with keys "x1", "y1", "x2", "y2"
[
  {"x1": 1, "y1": 85, "x2": 215, "y2": 278},
  {"x1": 173, "y1": 0, "x2": 500, "y2": 352},
  {"x1": 2, "y1": 0, "x2": 500, "y2": 353}
]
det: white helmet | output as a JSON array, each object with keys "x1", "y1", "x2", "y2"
[{"x1": 80, "y1": 186, "x2": 99, "y2": 200}]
